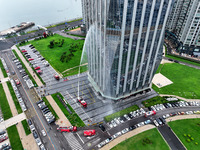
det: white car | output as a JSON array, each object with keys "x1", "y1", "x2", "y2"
[
  {"x1": 114, "y1": 118, "x2": 120, "y2": 125},
  {"x1": 153, "y1": 120, "x2": 159, "y2": 127},
  {"x1": 40, "y1": 144, "x2": 46, "y2": 150},
  {"x1": 121, "y1": 128, "x2": 129, "y2": 134},
  {"x1": 111, "y1": 120, "x2": 117, "y2": 127},
  {"x1": 41, "y1": 130, "x2": 46, "y2": 136},
  {"x1": 137, "y1": 122, "x2": 145, "y2": 127},
  {"x1": 109, "y1": 123, "x2": 113, "y2": 128},
  {"x1": 35, "y1": 138, "x2": 42, "y2": 146},
  {"x1": 124, "y1": 114, "x2": 130, "y2": 120},
  {"x1": 186, "y1": 111, "x2": 193, "y2": 115}
]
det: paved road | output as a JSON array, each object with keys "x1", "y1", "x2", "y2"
[
  {"x1": 0, "y1": 20, "x2": 82, "y2": 51},
  {"x1": 158, "y1": 125, "x2": 186, "y2": 150},
  {"x1": 1, "y1": 50, "x2": 71, "y2": 150}
]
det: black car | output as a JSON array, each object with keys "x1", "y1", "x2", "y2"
[
  {"x1": 33, "y1": 130, "x2": 38, "y2": 139},
  {"x1": 40, "y1": 58, "x2": 45, "y2": 61},
  {"x1": 36, "y1": 100, "x2": 43, "y2": 105},
  {"x1": 129, "y1": 125, "x2": 136, "y2": 131},
  {"x1": 28, "y1": 119, "x2": 32, "y2": 125},
  {"x1": 159, "y1": 117, "x2": 166, "y2": 124},
  {"x1": 127, "y1": 113, "x2": 133, "y2": 119},
  {"x1": 99, "y1": 124, "x2": 106, "y2": 132}
]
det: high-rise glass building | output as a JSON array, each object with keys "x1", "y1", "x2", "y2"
[{"x1": 82, "y1": 0, "x2": 173, "y2": 100}]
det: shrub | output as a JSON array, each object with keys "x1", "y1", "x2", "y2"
[
  {"x1": 184, "y1": 134, "x2": 187, "y2": 137},
  {"x1": 187, "y1": 139, "x2": 191, "y2": 142},
  {"x1": 142, "y1": 138, "x2": 152, "y2": 145},
  {"x1": 191, "y1": 137, "x2": 194, "y2": 141},
  {"x1": 195, "y1": 142, "x2": 198, "y2": 145},
  {"x1": 188, "y1": 134, "x2": 191, "y2": 137}
]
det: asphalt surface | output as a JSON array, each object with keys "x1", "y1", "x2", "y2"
[
  {"x1": 158, "y1": 125, "x2": 186, "y2": 150},
  {"x1": 1, "y1": 50, "x2": 71, "y2": 150}
]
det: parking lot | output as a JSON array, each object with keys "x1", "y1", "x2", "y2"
[{"x1": 20, "y1": 45, "x2": 60, "y2": 86}]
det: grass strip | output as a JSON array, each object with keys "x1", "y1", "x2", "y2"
[
  {"x1": 16, "y1": 45, "x2": 46, "y2": 85},
  {"x1": 7, "y1": 125, "x2": 23, "y2": 150},
  {"x1": 21, "y1": 119, "x2": 31, "y2": 135},
  {"x1": 6, "y1": 82, "x2": 22, "y2": 114},
  {"x1": 51, "y1": 93, "x2": 85, "y2": 127},
  {"x1": 67, "y1": 18, "x2": 82, "y2": 23},
  {"x1": 12, "y1": 49, "x2": 38, "y2": 87},
  {"x1": 0, "y1": 84, "x2": 13, "y2": 120},
  {"x1": 111, "y1": 128, "x2": 170, "y2": 150},
  {"x1": 42, "y1": 97, "x2": 59, "y2": 120},
  {"x1": 166, "y1": 54, "x2": 200, "y2": 67},
  {"x1": 142, "y1": 96, "x2": 179, "y2": 108},
  {"x1": 104, "y1": 105, "x2": 139, "y2": 122},
  {"x1": 0, "y1": 59, "x2": 8, "y2": 77}
]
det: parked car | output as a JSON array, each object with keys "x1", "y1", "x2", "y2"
[
  {"x1": 28, "y1": 58, "x2": 34, "y2": 61},
  {"x1": 99, "y1": 124, "x2": 106, "y2": 132},
  {"x1": 144, "y1": 119, "x2": 151, "y2": 125}
]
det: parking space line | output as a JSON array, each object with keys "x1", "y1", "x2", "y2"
[
  {"x1": 76, "y1": 133, "x2": 84, "y2": 144},
  {"x1": 83, "y1": 81, "x2": 95, "y2": 103}
]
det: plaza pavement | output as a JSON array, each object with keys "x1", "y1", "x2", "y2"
[{"x1": 0, "y1": 68, "x2": 38, "y2": 150}]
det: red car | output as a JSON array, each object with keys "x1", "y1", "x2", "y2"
[
  {"x1": 144, "y1": 110, "x2": 156, "y2": 117},
  {"x1": 77, "y1": 97, "x2": 87, "y2": 108},
  {"x1": 57, "y1": 126, "x2": 77, "y2": 133},
  {"x1": 28, "y1": 58, "x2": 34, "y2": 61},
  {"x1": 83, "y1": 130, "x2": 96, "y2": 136},
  {"x1": 34, "y1": 66, "x2": 40, "y2": 70},
  {"x1": 14, "y1": 79, "x2": 20, "y2": 85},
  {"x1": 54, "y1": 74, "x2": 60, "y2": 80},
  {"x1": 0, "y1": 136, "x2": 8, "y2": 143},
  {"x1": 21, "y1": 50, "x2": 27, "y2": 52}
]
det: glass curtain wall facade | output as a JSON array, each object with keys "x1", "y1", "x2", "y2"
[{"x1": 82, "y1": 0, "x2": 173, "y2": 100}]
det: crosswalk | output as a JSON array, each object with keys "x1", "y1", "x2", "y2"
[{"x1": 63, "y1": 132, "x2": 84, "y2": 150}]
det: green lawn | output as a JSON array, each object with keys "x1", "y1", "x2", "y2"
[
  {"x1": 21, "y1": 119, "x2": 31, "y2": 135},
  {"x1": 7, "y1": 125, "x2": 23, "y2": 150},
  {"x1": 111, "y1": 128, "x2": 170, "y2": 150},
  {"x1": 104, "y1": 105, "x2": 139, "y2": 122},
  {"x1": 166, "y1": 54, "x2": 200, "y2": 67},
  {"x1": 142, "y1": 96, "x2": 179, "y2": 108},
  {"x1": 152, "y1": 63, "x2": 200, "y2": 99},
  {"x1": 0, "y1": 59, "x2": 8, "y2": 77},
  {"x1": 20, "y1": 34, "x2": 85, "y2": 77},
  {"x1": 12, "y1": 50, "x2": 38, "y2": 87},
  {"x1": 168, "y1": 119, "x2": 200, "y2": 150},
  {"x1": 51, "y1": 93, "x2": 85, "y2": 127},
  {"x1": 42, "y1": 97, "x2": 59, "y2": 120},
  {"x1": 0, "y1": 84, "x2": 13, "y2": 120},
  {"x1": 7, "y1": 82, "x2": 23, "y2": 114}
]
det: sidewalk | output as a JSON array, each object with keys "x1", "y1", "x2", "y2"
[
  {"x1": 11, "y1": 45, "x2": 43, "y2": 86},
  {"x1": 46, "y1": 95, "x2": 71, "y2": 126},
  {"x1": 160, "y1": 94, "x2": 200, "y2": 102},
  {"x1": 101, "y1": 125, "x2": 155, "y2": 150},
  {"x1": 0, "y1": 67, "x2": 37, "y2": 150},
  {"x1": 0, "y1": 113, "x2": 26, "y2": 129},
  {"x1": 166, "y1": 114, "x2": 200, "y2": 122}
]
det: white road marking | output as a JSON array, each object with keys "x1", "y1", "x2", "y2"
[{"x1": 76, "y1": 133, "x2": 85, "y2": 144}]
